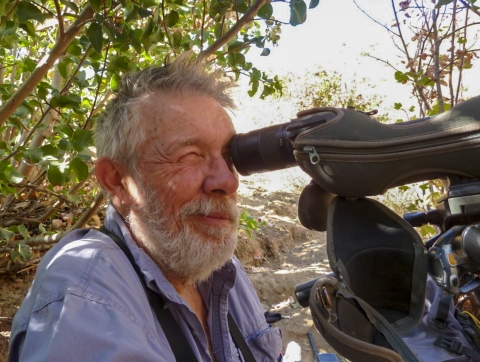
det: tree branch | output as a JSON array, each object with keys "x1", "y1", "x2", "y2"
[
  {"x1": 0, "y1": 4, "x2": 95, "y2": 127},
  {"x1": 35, "y1": 167, "x2": 96, "y2": 222},
  {"x1": 353, "y1": 0, "x2": 399, "y2": 36},
  {"x1": 0, "y1": 0, "x2": 20, "y2": 29},
  {"x1": 53, "y1": 0, "x2": 65, "y2": 40},
  {"x1": 200, "y1": 0, "x2": 206, "y2": 51},
  {"x1": 0, "y1": 190, "x2": 106, "y2": 257},
  {"x1": 363, "y1": 53, "x2": 400, "y2": 71},
  {"x1": 0, "y1": 46, "x2": 91, "y2": 164},
  {"x1": 432, "y1": 8, "x2": 444, "y2": 113},
  {"x1": 83, "y1": 41, "x2": 111, "y2": 129},
  {"x1": 459, "y1": 0, "x2": 480, "y2": 17},
  {"x1": 202, "y1": 0, "x2": 266, "y2": 57},
  {"x1": 456, "y1": 8, "x2": 469, "y2": 104},
  {"x1": 448, "y1": 0, "x2": 457, "y2": 105},
  {"x1": 161, "y1": 0, "x2": 176, "y2": 55}
]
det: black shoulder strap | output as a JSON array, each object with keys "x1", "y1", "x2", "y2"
[
  {"x1": 228, "y1": 312, "x2": 257, "y2": 362},
  {"x1": 98, "y1": 227, "x2": 257, "y2": 362},
  {"x1": 99, "y1": 227, "x2": 198, "y2": 362},
  {"x1": 432, "y1": 295, "x2": 454, "y2": 328}
]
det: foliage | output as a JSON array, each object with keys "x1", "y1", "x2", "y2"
[
  {"x1": 355, "y1": 0, "x2": 479, "y2": 231},
  {"x1": 358, "y1": 0, "x2": 480, "y2": 118},
  {"x1": 0, "y1": 0, "x2": 319, "y2": 268},
  {"x1": 238, "y1": 209, "x2": 266, "y2": 238},
  {"x1": 281, "y1": 69, "x2": 389, "y2": 122}
]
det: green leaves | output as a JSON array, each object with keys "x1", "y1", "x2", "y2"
[
  {"x1": 257, "y1": 3, "x2": 273, "y2": 19},
  {"x1": 309, "y1": 0, "x2": 319, "y2": 9},
  {"x1": 47, "y1": 164, "x2": 66, "y2": 186},
  {"x1": 238, "y1": 210, "x2": 266, "y2": 238},
  {"x1": 110, "y1": 73, "x2": 121, "y2": 90},
  {"x1": 69, "y1": 157, "x2": 89, "y2": 182},
  {"x1": 88, "y1": 0, "x2": 102, "y2": 12},
  {"x1": 394, "y1": 71, "x2": 409, "y2": 84},
  {"x1": 415, "y1": 75, "x2": 434, "y2": 87},
  {"x1": 16, "y1": 1, "x2": 45, "y2": 22},
  {"x1": 72, "y1": 129, "x2": 93, "y2": 152},
  {"x1": 260, "y1": 48, "x2": 270, "y2": 56},
  {"x1": 289, "y1": 0, "x2": 307, "y2": 26},
  {"x1": 0, "y1": 21, "x2": 17, "y2": 37},
  {"x1": 0, "y1": 227, "x2": 14, "y2": 242},
  {"x1": 435, "y1": 0, "x2": 454, "y2": 8},
  {"x1": 164, "y1": 11, "x2": 179, "y2": 27},
  {"x1": 86, "y1": 22, "x2": 103, "y2": 53}
]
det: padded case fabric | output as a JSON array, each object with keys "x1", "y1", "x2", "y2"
[
  {"x1": 308, "y1": 195, "x2": 477, "y2": 361},
  {"x1": 293, "y1": 96, "x2": 480, "y2": 197},
  {"x1": 326, "y1": 197, "x2": 428, "y2": 335}
]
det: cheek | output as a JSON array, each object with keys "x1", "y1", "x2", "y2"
[{"x1": 157, "y1": 168, "x2": 205, "y2": 206}]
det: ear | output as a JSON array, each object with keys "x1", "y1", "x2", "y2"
[{"x1": 95, "y1": 157, "x2": 132, "y2": 207}]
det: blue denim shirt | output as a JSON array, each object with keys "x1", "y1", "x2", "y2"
[{"x1": 9, "y1": 205, "x2": 282, "y2": 361}]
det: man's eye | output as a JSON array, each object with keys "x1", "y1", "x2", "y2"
[{"x1": 180, "y1": 152, "x2": 202, "y2": 162}]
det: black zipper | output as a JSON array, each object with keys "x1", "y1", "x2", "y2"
[{"x1": 298, "y1": 134, "x2": 480, "y2": 163}]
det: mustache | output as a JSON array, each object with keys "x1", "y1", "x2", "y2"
[{"x1": 180, "y1": 197, "x2": 239, "y2": 222}]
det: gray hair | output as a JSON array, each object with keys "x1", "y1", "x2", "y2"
[{"x1": 95, "y1": 52, "x2": 235, "y2": 171}]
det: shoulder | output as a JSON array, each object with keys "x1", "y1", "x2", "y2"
[
  {"x1": 12, "y1": 229, "x2": 147, "y2": 331},
  {"x1": 31, "y1": 229, "x2": 128, "y2": 299},
  {"x1": 9, "y1": 229, "x2": 164, "y2": 361}
]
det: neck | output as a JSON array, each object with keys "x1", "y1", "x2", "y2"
[{"x1": 165, "y1": 272, "x2": 197, "y2": 295}]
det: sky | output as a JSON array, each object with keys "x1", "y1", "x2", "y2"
[
  {"x1": 231, "y1": 0, "x2": 480, "y2": 190},
  {"x1": 233, "y1": 0, "x2": 479, "y2": 127}
]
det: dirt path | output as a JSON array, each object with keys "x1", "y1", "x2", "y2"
[{"x1": 0, "y1": 177, "x2": 340, "y2": 361}]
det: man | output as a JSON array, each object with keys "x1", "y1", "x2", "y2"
[{"x1": 9, "y1": 54, "x2": 282, "y2": 361}]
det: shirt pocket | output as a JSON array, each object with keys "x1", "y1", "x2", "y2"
[{"x1": 245, "y1": 324, "x2": 283, "y2": 362}]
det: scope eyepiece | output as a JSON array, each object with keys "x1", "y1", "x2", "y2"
[{"x1": 230, "y1": 112, "x2": 334, "y2": 176}]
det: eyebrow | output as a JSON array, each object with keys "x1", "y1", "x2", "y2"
[{"x1": 166, "y1": 137, "x2": 201, "y2": 154}]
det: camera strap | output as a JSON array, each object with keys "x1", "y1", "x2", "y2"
[{"x1": 98, "y1": 226, "x2": 256, "y2": 362}]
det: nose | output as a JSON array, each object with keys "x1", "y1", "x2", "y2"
[{"x1": 203, "y1": 156, "x2": 239, "y2": 197}]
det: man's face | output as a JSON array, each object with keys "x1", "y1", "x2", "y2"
[{"x1": 124, "y1": 91, "x2": 240, "y2": 282}]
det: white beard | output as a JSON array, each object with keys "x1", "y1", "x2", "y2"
[{"x1": 126, "y1": 178, "x2": 239, "y2": 283}]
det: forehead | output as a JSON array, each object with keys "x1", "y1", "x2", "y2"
[{"x1": 136, "y1": 91, "x2": 235, "y2": 148}]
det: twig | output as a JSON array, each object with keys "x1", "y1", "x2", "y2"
[
  {"x1": 33, "y1": 2, "x2": 57, "y2": 18},
  {"x1": 202, "y1": 0, "x2": 267, "y2": 57},
  {"x1": 17, "y1": 263, "x2": 39, "y2": 274},
  {"x1": 7, "y1": 183, "x2": 72, "y2": 204},
  {"x1": 209, "y1": 42, "x2": 251, "y2": 62},
  {"x1": 5, "y1": 233, "x2": 65, "y2": 248},
  {"x1": 83, "y1": 41, "x2": 111, "y2": 129},
  {"x1": 363, "y1": 54, "x2": 400, "y2": 71},
  {"x1": 0, "y1": 257, "x2": 42, "y2": 275},
  {"x1": 66, "y1": 192, "x2": 106, "y2": 231},
  {"x1": 444, "y1": 22, "x2": 480, "y2": 38},
  {"x1": 459, "y1": 0, "x2": 480, "y2": 17},
  {"x1": 0, "y1": 0, "x2": 20, "y2": 29},
  {"x1": 53, "y1": 0, "x2": 65, "y2": 39},
  {"x1": 353, "y1": 0, "x2": 398, "y2": 36},
  {"x1": 0, "y1": 4, "x2": 95, "y2": 126},
  {"x1": 449, "y1": 0, "x2": 457, "y2": 106},
  {"x1": 35, "y1": 167, "x2": 96, "y2": 222},
  {"x1": 200, "y1": 0, "x2": 206, "y2": 51},
  {"x1": 2, "y1": 218, "x2": 42, "y2": 227},
  {"x1": 432, "y1": 8, "x2": 444, "y2": 113},
  {"x1": 0, "y1": 47, "x2": 91, "y2": 164},
  {"x1": 456, "y1": 8, "x2": 469, "y2": 104},
  {"x1": 161, "y1": 0, "x2": 176, "y2": 55}
]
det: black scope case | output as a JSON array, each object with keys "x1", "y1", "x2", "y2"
[{"x1": 293, "y1": 96, "x2": 480, "y2": 197}]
